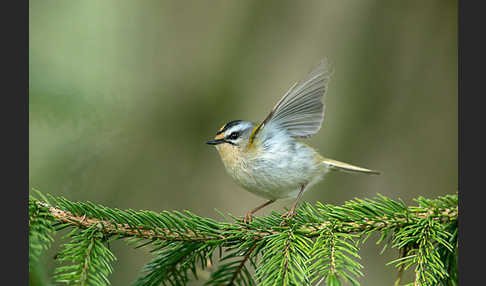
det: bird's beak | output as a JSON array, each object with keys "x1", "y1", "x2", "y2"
[{"x1": 206, "y1": 139, "x2": 225, "y2": 145}]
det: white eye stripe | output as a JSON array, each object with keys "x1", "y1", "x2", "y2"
[
  {"x1": 224, "y1": 124, "x2": 250, "y2": 137},
  {"x1": 217, "y1": 121, "x2": 254, "y2": 143},
  {"x1": 224, "y1": 127, "x2": 240, "y2": 137}
]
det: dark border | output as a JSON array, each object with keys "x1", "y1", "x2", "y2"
[
  {"x1": 458, "y1": 0, "x2": 482, "y2": 285},
  {"x1": 1, "y1": 0, "x2": 28, "y2": 285}
]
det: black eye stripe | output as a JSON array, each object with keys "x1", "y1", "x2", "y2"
[{"x1": 216, "y1": 120, "x2": 243, "y2": 135}]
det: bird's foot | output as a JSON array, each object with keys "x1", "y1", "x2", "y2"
[
  {"x1": 279, "y1": 209, "x2": 297, "y2": 226},
  {"x1": 280, "y1": 209, "x2": 297, "y2": 219},
  {"x1": 243, "y1": 211, "x2": 253, "y2": 224}
]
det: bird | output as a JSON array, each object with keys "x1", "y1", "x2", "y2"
[{"x1": 206, "y1": 59, "x2": 380, "y2": 223}]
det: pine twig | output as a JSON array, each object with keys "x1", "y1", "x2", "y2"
[
  {"x1": 33, "y1": 200, "x2": 457, "y2": 241},
  {"x1": 29, "y1": 192, "x2": 458, "y2": 286},
  {"x1": 228, "y1": 243, "x2": 258, "y2": 285},
  {"x1": 394, "y1": 246, "x2": 407, "y2": 286}
]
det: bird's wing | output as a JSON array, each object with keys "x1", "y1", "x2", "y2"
[{"x1": 248, "y1": 60, "x2": 332, "y2": 146}]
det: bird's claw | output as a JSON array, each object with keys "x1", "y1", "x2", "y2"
[
  {"x1": 280, "y1": 209, "x2": 297, "y2": 219},
  {"x1": 279, "y1": 210, "x2": 297, "y2": 226},
  {"x1": 243, "y1": 212, "x2": 253, "y2": 224}
]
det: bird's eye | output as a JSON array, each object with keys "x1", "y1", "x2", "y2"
[{"x1": 228, "y1": 132, "x2": 240, "y2": 140}]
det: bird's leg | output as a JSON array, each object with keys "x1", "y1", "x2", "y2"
[
  {"x1": 281, "y1": 184, "x2": 306, "y2": 220},
  {"x1": 243, "y1": 199, "x2": 276, "y2": 224}
]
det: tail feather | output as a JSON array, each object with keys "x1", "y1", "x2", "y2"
[{"x1": 321, "y1": 158, "x2": 380, "y2": 175}]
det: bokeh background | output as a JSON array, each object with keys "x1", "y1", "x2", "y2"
[{"x1": 29, "y1": 0, "x2": 457, "y2": 285}]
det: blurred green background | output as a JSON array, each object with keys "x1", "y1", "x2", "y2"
[{"x1": 29, "y1": 0, "x2": 457, "y2": 285}]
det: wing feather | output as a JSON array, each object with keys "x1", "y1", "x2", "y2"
[{"x1": 258, "y1": 59, "x2": 332, "y2": 139}]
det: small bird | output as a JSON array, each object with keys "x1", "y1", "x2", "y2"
[{"x1": 206, "y1": 60, "x2": 380, "y2": 223}]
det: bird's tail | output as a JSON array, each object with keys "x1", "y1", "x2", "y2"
[{"x1": 321, "y1": 158, "x2": 380, "y2": 175}]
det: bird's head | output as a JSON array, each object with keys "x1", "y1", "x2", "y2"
[{"x1": 206, "y1": 120, "x2": 255, "y2": 165}]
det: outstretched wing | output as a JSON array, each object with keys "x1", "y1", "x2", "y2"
[{"x1": 249, "y1": 60, "x2": 332, "y2": 145}]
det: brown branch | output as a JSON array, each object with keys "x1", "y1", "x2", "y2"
[
  {"x1": 303, "y1": 206, "x2": 458, "y2": 235},
  {"x1": 329, "y1": 232, "x2": 337, "y2": 276},
  {"x1": 33, "y1": 200, "x2": 458, "y2": 242},
  {"x1": 41, "y1": 202, "x2": 214, "y2": 241},
  {"x1": 281, "y1": 235, "x2": 292, "y2": 283},
  {"x1": 228, "y1": 243, "x2": 258, "y2": 285},
  {"x1": 393, "y1": 246, "x2": 408, "y2": 286},
  {"x1": 80, "y1": 235, "x2": 95, "y2": 286}
]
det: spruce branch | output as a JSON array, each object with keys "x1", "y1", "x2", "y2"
[
  {"x1": 133, "y1": 241, "x2": 213, "y2": 286},
  {"x1": 308, "y1": 227, "x2": 363, "y2": 286},
  {"x1": 32, "y1": 197, "x2": 457, "y2": 242},
  {"x1": 29, "y1": 192, "x2": 458, "y2": 286},
  {"x1": 229, "y1": 243, "x2": 257, "y2": 285},
  {"x1": 255, "y1": 229, "x2": 312, "y2": 285},
  {"x1": 205, "y1": 241, "x2": 258, "y2": 286},
  {"x1": 393, "y1": 246, "x2": 408, "y2": 286},
  {"x1": 29, "y1": 194, "x2": 55, "y2": 269},
  {"x1": 54, "y1": 226, "x2": 116, "y2": 286}
]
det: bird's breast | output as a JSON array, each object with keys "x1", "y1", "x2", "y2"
[{"x1": 218, "y1": 140, "x2": 324, "y2": 199}]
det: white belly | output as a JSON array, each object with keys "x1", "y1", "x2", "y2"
[{"x1": 226, "y1": 141, "x2": 327, "y2": 200}]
